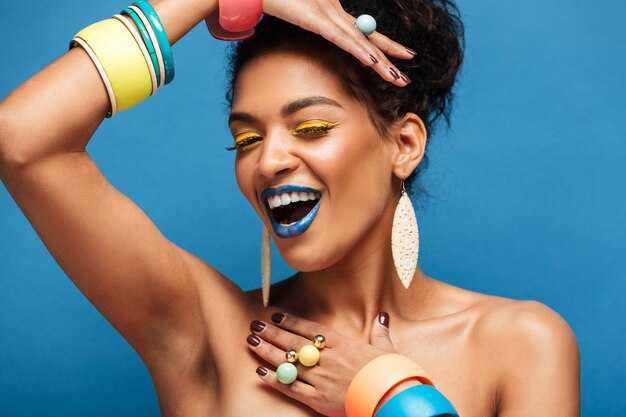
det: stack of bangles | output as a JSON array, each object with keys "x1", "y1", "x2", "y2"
[
  {"x1": 70, "y1": 0, "x2": 175, "y2": 117},
  {"x1": 279, "y1": 333, "x2": 459, "y2": 417},
  {"x1": 345, "y1": 353, "x2": 459, "y2": 417}
]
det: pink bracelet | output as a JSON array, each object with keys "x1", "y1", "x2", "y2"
[{"x1": 206, "y1": 0, "x2": 263, "y2": 41}]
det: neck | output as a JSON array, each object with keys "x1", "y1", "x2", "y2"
[{"x1": 285, "y1": 200, "x2": 431, "y2": 339}]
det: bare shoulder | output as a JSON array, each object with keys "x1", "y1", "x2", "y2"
[
  {"x1": 474, "y1": 296, "x2": 578, "y2": 360},
  {"x1": 449, "y1": 286, "x2": 580, "y2": 415},
  {"x1": 432, "y1": 280, "x2": 578, "y2": 353}
]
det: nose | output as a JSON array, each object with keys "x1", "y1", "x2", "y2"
[{"x1": 257, "y1": 131, "x2": 300, "y2": 178}]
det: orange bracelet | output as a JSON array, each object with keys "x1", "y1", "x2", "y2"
[{"x1": 345, "y1": 353, "x2": 434, "y2": 417}]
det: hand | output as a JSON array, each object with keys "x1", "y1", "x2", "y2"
[
  {"x1": 247, "y1": 311, "x2": 397, "y2": 417},
  {"x1": 214, "y1": 0, "x2": 415, "y2": 86}
]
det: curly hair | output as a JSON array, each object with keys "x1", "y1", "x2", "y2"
[{"x1": 225, "y1": 0, "x2": 464, "y2": 201}]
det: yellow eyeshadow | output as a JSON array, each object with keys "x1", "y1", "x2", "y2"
[
  {"x1": 293, "y1": 121, "x2": 340, "y2": 131},
  {"x1": 235, "y1": 132, "x2": 262, "y2": 144}
]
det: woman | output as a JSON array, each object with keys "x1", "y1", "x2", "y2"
[{"x1": 0, "y1": 0, "x2": 580, "y2": 415}]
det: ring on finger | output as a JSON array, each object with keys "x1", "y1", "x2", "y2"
[
  {"x1": 298, "y1": 334, "x2": 326, "y2": 367},
  {"x1": 276, "y1": 362, "x2": 298, "y2": 384},
  {"x1": 355, "y1": 14, "x2": 377, "y2": 37}
]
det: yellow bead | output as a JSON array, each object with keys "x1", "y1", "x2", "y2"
[
  {"x1": 298, "y1": 344, "x2": 320, "y2": 367},
  {"x1": 313, "y1": 335, "x2": 326, "y2": 349},
  {"x1": 286, "y1": 349, "x2": 299, "y2": 363}
]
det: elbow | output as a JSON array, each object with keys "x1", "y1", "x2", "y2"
[
  {"x1": 0, "y1": 105, "x2": 12, "y2": 176},
  {"x1": 0, "y1": 104, "x2": 30, "y2": 176}
]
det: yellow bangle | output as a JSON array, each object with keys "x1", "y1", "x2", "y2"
[
  {"x1": 73, "y1": 18, "x2": 152, "y2": 113},
  {"x1": 70, "y1": 37, "x2": 117, "y2": 117},
  {"x1": 112, "y1": 14, "x2": 157, "y2": 96}
]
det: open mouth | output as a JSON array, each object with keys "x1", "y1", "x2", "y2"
[
  {"x1": 260, "y1": 186, "x2": 322, "y2": 238},
  {"x1": 267, "y1": 191, "x2": 321, "y2": 225}
]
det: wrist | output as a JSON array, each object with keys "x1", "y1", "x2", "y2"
[{"x1": 151, "y1": 0, "x2": 218, "y2": 44}]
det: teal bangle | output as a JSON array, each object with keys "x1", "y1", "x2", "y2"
[
  {"x1": 122, "y1": 7, "x2": 161, "y2": 86},
  {"x1": 375, "y1": 385, "x2": 459, "y2": 417},
  {"x1": 133, "y1": 0, "x2": 175, "y2": 84}
]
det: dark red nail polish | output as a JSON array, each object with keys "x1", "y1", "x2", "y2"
[
  {"x1": 271, "y1": 313, "x2": 285, "y2": 324},
  {"x1": 400, "y1": 72, "x2": 411, "y2": 83},
  {"x1": 247, "y1": 334, "x2": 261, "y2": 346},
  {"x1": 256, "y1": 366, "x2": 268, "y2": 376},
  {"x1": 369, "y1": 54, "x2": 379, "y2": 64},
  {"x1": 378, "y1": 312, "x2": 390, "y2": 328},
  {"x1": 250, "y1": 320, "x2": 266, "y2": 333},
  {"x1": 389, "y1": 67, "x2": 400, "y2": 80},
  {"x1": 405, "y1": 47, "x2": 416, "y2": 56}
]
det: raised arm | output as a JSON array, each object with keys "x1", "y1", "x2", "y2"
[
  {"x1": 0, "y1": 0, "x2": 414, "y2": 365},
  {"x1": 0, "y1": 0, "x2": 225, "y2": 357}
]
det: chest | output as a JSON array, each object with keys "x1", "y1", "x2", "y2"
[{"x1": 209, "y1": 325, "x2": 498, "y2": 417}]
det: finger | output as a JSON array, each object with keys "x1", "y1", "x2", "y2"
[
  {"x1": 271, "y1": 313, "x2": 337, "y2": 345},
  {"x1": 335, "y1": 11, "x2": 415, "y2": 60},
  {"x1": 246, "y1": 333, "x2": 286, "y2": 368},
  {"x1": 298, "y1": 9, "x2": 404, "y2": 86},
  {"x1": 265, "y1": 0, "x2": 409, "y2": 86},
  {"x1": 255, "y1": 366, "x2": 320, "y2": 407},
  {"x1": 251, "y1": 320, "x2": 312, "y2": 351},
  {"x1": 369, "y1": 32, "x2": 416, "y2": 60},
  {"x1": 369, "y1": 312, "x2": 395, "y2": 351},
  {"x1": 314, "y1": 17, "x2": 376, "y2": 68},
  {"x1": 320, "y1": 19, "x2": 410, "y2": 86}
]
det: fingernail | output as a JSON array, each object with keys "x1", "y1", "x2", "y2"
[
  {"x1": 400, "y1": 72, "x2": 411, "y2": 84},
  {"x1": 271, "y1": 313, "x2": 285, "y2": 324},
  {"x1": 369, "y1": 54, "x2": 379, "y2": 64},
  {"x1": 378, "y1": 312, "x2": 390, "y2": 328},
  {"x1": 250, "y1": 320, "x2": 266, "y2": 333},
  {"x1": 405, "y1": 47, "x2": 416, "y2": 56},
  {"x1": 389, "y1": 67, "x2": 400, "y2": 80},
  {"x1": 247, "y1": 334, "x2": 261, "y2": 347},
  {"x1": 256, "y1": 366, "x2": 268, "y2": 376}
]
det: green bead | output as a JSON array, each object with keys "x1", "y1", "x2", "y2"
[
  {"x1": 355, "y1": 14, "x2": 377, "y2": 36},
  {"x1": 276, "y1": 362, "x2": 298, "y2": 384},
  {"x1": 298, "y1": 344, "x2": 320, "y2": 367}
]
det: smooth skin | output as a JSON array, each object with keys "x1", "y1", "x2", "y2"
[{"x1": 0, "y1": 0, "x2": 579, "y2": 416}]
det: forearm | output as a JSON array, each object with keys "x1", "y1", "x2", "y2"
[{"x1": 0, "y1": 0, "x2": 216, "y2": 171}]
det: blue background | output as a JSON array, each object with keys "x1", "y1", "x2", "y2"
[{"x1": 1, "y1": 0, "x2": 624, "y2": 416}]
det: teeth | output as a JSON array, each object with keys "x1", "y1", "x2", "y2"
[{"x1": 266, "y1": 191, "x2": 321, "y2": 209}]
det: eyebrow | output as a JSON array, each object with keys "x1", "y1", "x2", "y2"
[{"x1": 228, "y1": 96, "x2": 344, "y2": 126}]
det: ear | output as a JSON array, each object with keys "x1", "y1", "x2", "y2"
[{"x1": 389, "y1": 113, "x2": 427, "y2": 179}]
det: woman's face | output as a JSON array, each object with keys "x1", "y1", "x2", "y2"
[{"x1": 230, "y1": 50, "x2": 397, "y2": 271}]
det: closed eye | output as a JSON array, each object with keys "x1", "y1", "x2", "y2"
[
  {"x1": 292, "y1": 121, "x2": 340, "y2": 136},
  {"x1": 226, "y1": 132, "x2": 263, "y2": 152}
]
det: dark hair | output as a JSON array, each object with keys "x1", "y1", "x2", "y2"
[{"x1": 225, "y1": 0, "x2": 464, "y2": 203}]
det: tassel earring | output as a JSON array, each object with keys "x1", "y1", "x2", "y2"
[
  {"x1": 391, "y1": 175, "x2": 419, "y2": 289},
  {"x1": 261, "y1": 225, "x2": 271, "y2": 307}
]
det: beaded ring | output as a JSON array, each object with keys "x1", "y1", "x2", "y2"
[
  {"x1": 277, "y1": 335, "x2": 327, "y2": 384},
  {"x1": 355, "y1": 14, "x2": 377, "y2": 36}
]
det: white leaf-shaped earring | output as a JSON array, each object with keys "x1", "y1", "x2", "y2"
[
  {"x1": 391, "y1": 176, "x2": 419, "y2": 289},
  {"x1": 261, "y1": 225, "x2": 271, "y2": 307}
]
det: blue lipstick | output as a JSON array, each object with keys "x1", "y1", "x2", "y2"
[{"x1": 260, "y1": 185, "x2": 322, "y2": 238}]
